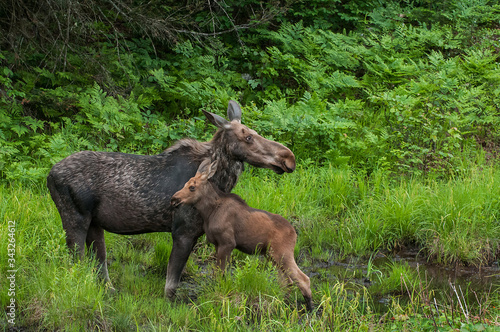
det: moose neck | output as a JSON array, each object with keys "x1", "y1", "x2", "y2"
[
  {"x1": 208, "y1": 129, "x2": 244, "y2": 193},
  {"x1": 193, "y1": 184, "x2": 222, "y2": 222}
]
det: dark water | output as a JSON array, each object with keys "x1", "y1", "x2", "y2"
[
  {"x1": 306, "y1": 248, "x2": 500, "y2": 311},
  {"x1": 385, "y1": 249, "x2": 500, "y2": 291}
]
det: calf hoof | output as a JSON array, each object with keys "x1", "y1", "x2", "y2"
[{"x1": 305, "y1": 298, "x2": 313, "y2": 312}]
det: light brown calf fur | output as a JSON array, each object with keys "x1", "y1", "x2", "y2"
[{"x1": 171, "y1": 159, "x2": 312, "y2": 310}]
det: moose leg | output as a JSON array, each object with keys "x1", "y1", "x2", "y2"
[
  {"x1": 164, "y1": 206, "x2": 204, "y2": 298},
  {"x1": 59, "y1": 206, "x2": 90, "y2": 264},
  {"x1": 164, "y1": 234, "x2": 202, "y2": 297},
  {"x1": 58, "y1": 203, "x2": 94, "y2": 282},
  {"x1": 86, "y1": 224, "x2": 110, "y2": 283},
  {"x1": 48, "y1": 181, "x2": 89, "y2": 259},
  {"x1": 64, "y1": 225, "x2": 87, "y2": 259}
]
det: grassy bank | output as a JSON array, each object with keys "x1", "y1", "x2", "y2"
[
  {"x1": 237, "y1": 164, "x2": 500, "y2": 266},
  {"x1": 1, "y1": 165, "x2": 500, "y2": 330}
]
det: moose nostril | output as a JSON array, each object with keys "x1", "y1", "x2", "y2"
[
  {"x1": 283, "y1": 156, "x2": 296, "y2": 172},
  {"x1": 283, "y1": 161, "x2": 295, "y2": 173},
  {"x1": 279, "y1": 150, "x2": 296, "y2": 172}
]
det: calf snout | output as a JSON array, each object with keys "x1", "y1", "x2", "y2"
[{"x1": 170, "y1": 195, "x2": 182, "y2": 208}]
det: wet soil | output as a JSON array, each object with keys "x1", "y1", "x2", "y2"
[
  {"x1": 385, "y1": 248, "x2": 500, "y2": 290},
  {"x1": 308, "y1": 248, "x2": 499, "y2": 287},
  {"x1": 176, "y1": 247, "x2": 499, "y2": 313},
  {"x1": 304, "y1": 248, "x2": 500, "y2": 311}
]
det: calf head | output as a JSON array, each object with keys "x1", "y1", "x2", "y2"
[
  {"x1": 171, "y1": 159, "x2": 217, "y2": 208},
  {"x1": 203, "y1": 101, "x2": 296, "y2": 174}
]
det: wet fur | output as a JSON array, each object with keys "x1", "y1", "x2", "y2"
[
  {"x1": 46, "y1": 102, "x2": 295, "y2": 297},
  {"x1": 171, "y1": 168, "x2": 313, "y2": 310}
]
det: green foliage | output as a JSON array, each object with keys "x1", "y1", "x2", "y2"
[
  {"x1": 371, "y1": 261, "x2": 419, "y2": 295},
  {"x1": 248, "y1": 95, "x2": 357, "y2": 164},
  {"x1": 2, "y1": 1, "x2": 500, "y2": 330},
  {"x1": 1, "y1": 1, "x2": 500, "y2": 182},
  {"x1": 235, "y1": 3, "x2": 499, "y2": 175}
]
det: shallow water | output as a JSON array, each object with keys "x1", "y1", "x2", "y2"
[
  {"x1": 386, "y1": 249, "x2": 500, "y2": 290},
  {"x1": 306, "y1": 248, "x2": 500, "y2": 311}
]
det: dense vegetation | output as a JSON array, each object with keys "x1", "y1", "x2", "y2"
[
  {"x1": 1, "y1": 0, "x2": 500, "y2": 330},
  {"x1": 2, "y1": 0, "x2": 499, "y2": 181}
]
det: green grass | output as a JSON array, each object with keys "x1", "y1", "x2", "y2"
[
  {"x1": 1, "y1": 165, "x2": 500, "y2": 330},
  {"x1": 236, "y1": 164, "x2": 500, "y2": 265}
]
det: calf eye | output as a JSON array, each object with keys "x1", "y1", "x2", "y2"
[
  {"x1": 245, "y1": 135, "x2": 253, "y2": 142},
  {"x1": 189, "y1": 186, "x2": 196, "y2": 192}
]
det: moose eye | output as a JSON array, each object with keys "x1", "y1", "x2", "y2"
[
  {"x1": 245, "y1": 135, "x2": 253, "y2": 142},
  {"x1": 189, "y1": 186, "x2": 195, "y2": 192}
]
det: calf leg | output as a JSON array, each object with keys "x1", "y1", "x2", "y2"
[
  {"x1": 272, "y1": 251, "x2": 313, "y2": 311},
  {"x1": 214, "y1": 242, "x2": 235, "y2": 272},
  {"x1": 86, "y1": 224, "x2": 111, "y2": 283}
]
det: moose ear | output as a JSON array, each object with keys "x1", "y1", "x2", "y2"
[
  {"x1": 203, "y1": 110, "x2": 229, "y2": 128},
  {"x1": 206, "y1": 160, "x2": 218, "y2": 180},
  {"x1": 227, "y1": 100, "x2": 242, "y2": 123}
]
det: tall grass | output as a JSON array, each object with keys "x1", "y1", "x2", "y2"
[
  {"x1": 1, "y1": 165, "x2": 499, "y2": 330},
  {"x1": 235, "y1": 164, "x2": 500, "y2": 265}
]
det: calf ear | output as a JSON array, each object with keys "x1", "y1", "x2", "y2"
[
  {"x1": 203, "y1": 110, "x2": 229, "y2": 128},
  {"x1": 206, "y1": 160, "x2": 218, "y2": 180},
  {"x1": 227, "y1": 100, "x2": 242, "y2": 123},
  {"x1": 197, "y1": 159, "x2": 212, "y2": 175}
]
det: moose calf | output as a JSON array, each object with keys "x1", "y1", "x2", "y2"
[{"x1": 171, "y1": 159, "x2": 312, "y2": 310}]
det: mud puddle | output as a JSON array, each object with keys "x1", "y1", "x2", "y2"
[
  {"x1": 306, "y1": 248, "x2": 500, "y2": 310},
  {"x1": 381, "y1": 249, "x2": 500, "y2": 290}
]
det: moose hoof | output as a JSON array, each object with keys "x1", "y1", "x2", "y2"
[
  {"x1": 105, "y1": 281, "x2": 116, "y2": 294},
  {"x1": 164, "y1": 279, "x2": 179, "y2": 299},
  {"x1": 164, "y1": 287, "x2": 176, "y2": 299}
]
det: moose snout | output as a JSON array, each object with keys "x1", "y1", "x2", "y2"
[
  {"x1": 283, "y1": 159, "x2": 295, "y2": 173},
  {"x1": 282, "y1": 151, "x2": 296, "y2": 173},
  {"x1": 271, "y1": 150, "x2": 296, "y2": 174}
]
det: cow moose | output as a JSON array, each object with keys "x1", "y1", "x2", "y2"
[
  {"x1": 170, "y1": 159, "x2": 313, "y2": 311},
  {"x1": 46, "y1": 100, "x2": 296, "y2": 297}
]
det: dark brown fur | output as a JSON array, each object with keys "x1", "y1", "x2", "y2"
[{"x1": 171, "y1": 160, "x2": 313, "y2": 310}]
